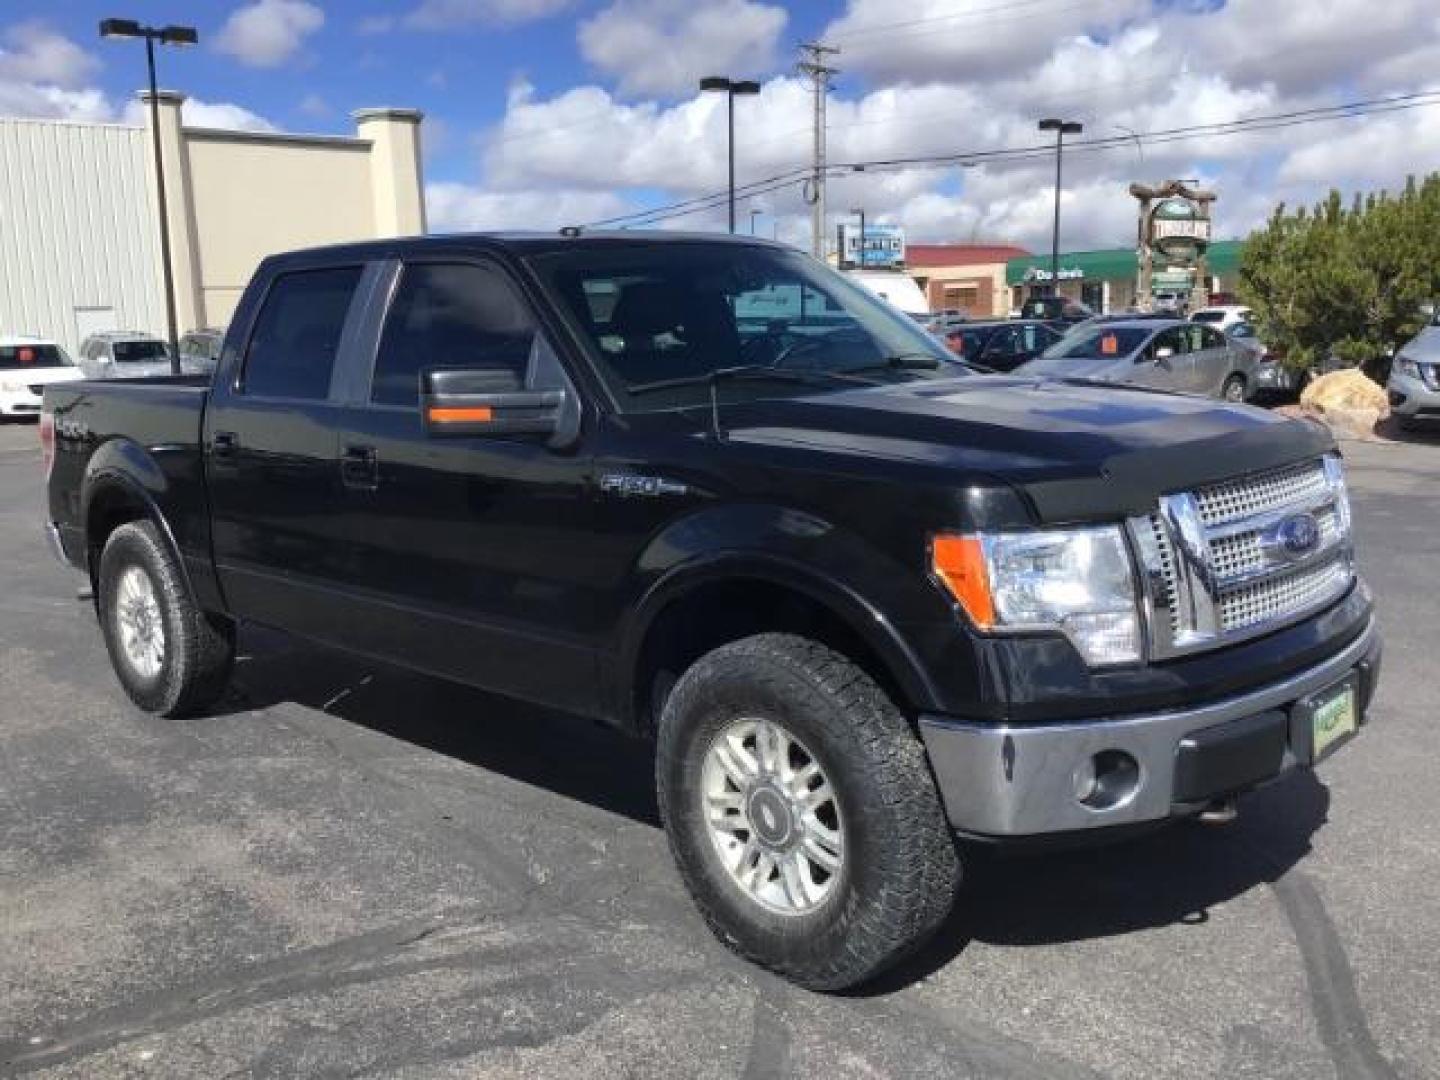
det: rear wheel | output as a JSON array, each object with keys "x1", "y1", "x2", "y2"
[
  {"x1": 1221, "y1": 374, "x2": 1247, "y2": 403},
  {"x1": 656, "y1": 633, "x2": 961, "y2": 991},
  {"x1": 97, "y1": 521, "x2": 234, "y2": 717}
]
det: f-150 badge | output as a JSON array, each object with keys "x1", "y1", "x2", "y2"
[{"x1": 599, "y1": 473, "x2": 688, "y2": 498}]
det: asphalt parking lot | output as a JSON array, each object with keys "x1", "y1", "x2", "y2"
[{"x1": 1, "y1": 418, "x2": 1437, "y2": 1080}]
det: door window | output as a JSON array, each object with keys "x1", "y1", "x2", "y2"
[
  {"x1": 1148, "y1": 327, "x2": 1185, "y2": 359},
  {"x1": 371, "y1": 262, "x2": 538, "y2": 407},
  {"x1": 242, "y1": 266, "x2": 363, "y2": 400},
  {"x1": 1200, "y1": 326, "x2": 1227, "y2": 350}
]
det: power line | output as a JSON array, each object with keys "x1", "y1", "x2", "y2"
[{"x1": 581, "y1": 90, "x2": 1440, "y2": 228}]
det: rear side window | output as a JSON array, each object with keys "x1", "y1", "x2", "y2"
[
  {"x1": 243, "y1": 266, "x2": 363, "y2": 400},
  {"x1": 0, "y1": 344, "x2": 69, "y2": 369},
  {"x1": 371, "y1": 262, "x2": 537, "y2": 407}
]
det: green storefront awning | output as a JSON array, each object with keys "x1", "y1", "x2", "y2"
[{"x1": 1005, "y1": 240, "x2": 1244, "y2": 286}]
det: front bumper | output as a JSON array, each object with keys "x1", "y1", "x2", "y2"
[
  {"x1": 919, "y1": 615, "x2": 1380, "y2": 838},
  {"x1": 1387, "y1": 372, "x2": 1440, "y2": 418}
]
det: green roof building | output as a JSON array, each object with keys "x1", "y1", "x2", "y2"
[{"x1": 1004, "y1": 240, "x2": 1245, "y2": 313}]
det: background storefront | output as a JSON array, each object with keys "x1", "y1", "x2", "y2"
[{"x1": 1005, "y1": 240, "x2": 1244, "y2": 314}]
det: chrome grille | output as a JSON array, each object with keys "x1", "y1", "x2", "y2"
[
  {"x1": 1193, "y1": 459, "x2": 1330, "y2": 526},
  {"x1": 1219, "y1": 557, "x2": 1353, "y2": 633},
  {"x1": 1130, "y1": 456, "x2": 1354, "y2": 659}
]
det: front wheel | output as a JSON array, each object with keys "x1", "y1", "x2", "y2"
[
  {"x1": 97, "y1": 520, "x2": 235, "y2": 717},
  {"x1": 1221, "y1": 374, "x2": 1247, "y2": 403},
  {"x1": 656, "y1": 633, "x2": 961, "y2": 991}
]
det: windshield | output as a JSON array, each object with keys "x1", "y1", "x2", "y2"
[
  {"x1": 0, "y1": 344, "x2": 71, "y2": 369},
  {"x1": 528, "y1": 243, "x2": 958, "y2": 411},
  {"x1": 1039, "y1": 326, "x2": 1153, "y2": 361},
  {"x1": 1191, "y1": 311, "x2": 1224, "y2": 324},
  {"x1": 112, "y1": 340, "x2": 171, "y2": 363}
]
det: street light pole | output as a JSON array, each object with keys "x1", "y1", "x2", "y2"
[
  {"x1": 700, "y1": 77, "x2": 760, "y2": 234},
  {"x1": 1038, "y1": 118, "x2": 1082, "y2": 298},
  {"x1": 101, "y1": 18, "x2": 198, "y2": 375}
]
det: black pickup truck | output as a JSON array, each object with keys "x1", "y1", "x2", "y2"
[{"x1": 43, "y1": 233, "x2": 1380, "y2": 990}]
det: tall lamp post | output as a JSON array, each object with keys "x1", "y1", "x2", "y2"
[
  {"x1": 700, "y1": 76, "x2": 760, "y2": 234},
  {"x1": 1038, "y1": 117, "x2": 1082, "y2": 298},
  {"x1": 100, "y1": 18, "x2": 198, "y2": 375},
  {"x1": 849, "y1": 206, "x2": 865, "y2": 269}
]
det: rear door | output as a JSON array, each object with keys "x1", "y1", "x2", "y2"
[
  {"x1": 205, "y1": 262, "x2": 376, "y2": 636},
  {"x1": 1193, "y1": 324, "x2": 1233, "y2": 396},
  {"x1": 322, "y1": 255, "x2": 601, "y2": 715}
]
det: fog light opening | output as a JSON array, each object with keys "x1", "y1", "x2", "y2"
[{"x1": 1076, "y1": 750, "x2": 1140, "y2": 810}]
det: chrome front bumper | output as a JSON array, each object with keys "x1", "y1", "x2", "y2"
[{"x1": 919, "y1": 617, "x2": 1380, "y2": 837}]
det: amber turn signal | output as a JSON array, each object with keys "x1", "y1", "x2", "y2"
[
  {"x1": 427, "y1": 405, "x2": 494, "y2": 423},
  {"x1": 931, "y1": 534, "x2": 995, "y2": 629}
]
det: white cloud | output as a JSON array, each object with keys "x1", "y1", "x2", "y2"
[
  {"x1": 402, "y1": 0, "x2": 576, "y2": 29},
  {"x1": 214, "y1": 0, "x2": 325, "y2": 68},
  {"x1": 426, "y1": 181, "x2": 628, "y2": 231},
  {"x1": 120, "y1": 97, "x2": 278, "y2": 133},
  {"x1": 418, "y1": 0, "x2": 1439, "y2": 254},
  {"x1": 0, "y1": 20, "x2": 99, "y2": 88},
  {"x1": 578, "y1": 0, "x2": 788, "y2": 98}
]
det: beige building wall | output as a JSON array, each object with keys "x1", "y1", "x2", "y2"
[
  {"x1": 912, "y1": 262, "x2": 1011, "y2": 317},
  {"x1": 140, "y1": 92, "x2": 425, "y2": 330}
]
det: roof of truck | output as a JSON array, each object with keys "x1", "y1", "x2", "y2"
[{"x1": 263, "y1": 230, "x2": 793, "y2": 266}]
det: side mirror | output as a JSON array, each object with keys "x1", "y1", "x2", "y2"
[
  {"x1": 1153, "y1": 346, "x2": 1175, "y2": 362},
  {"x1": 421, "y1": 367, "x2": 578, "y2": 447}
]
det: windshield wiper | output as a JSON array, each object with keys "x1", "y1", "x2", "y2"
[
  {"x1": 849, "y1": 352, "x2": 998, "y2": 376},
  {"x1": 627, "y1": 364, "x2": 881, "y2": 396},
  {"x1": 627, "y1": 364, "x2": 883, "y2": 442}
]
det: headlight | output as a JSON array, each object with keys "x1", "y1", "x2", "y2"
[
  {"x1": 1322, "y1": 454, "x2": 1352, "y2": 534},
  {"x1": 932, "y1": 525, "x2": 1142, "y2": 666}
]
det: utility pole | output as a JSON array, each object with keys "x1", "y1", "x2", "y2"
[{"x1": 797, "y1": 42, "x2": 839, "y2": 260}]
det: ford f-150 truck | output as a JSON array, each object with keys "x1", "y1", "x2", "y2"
[{"x1": 43, "y1": 233, "x2": 1381, "y2": 990}]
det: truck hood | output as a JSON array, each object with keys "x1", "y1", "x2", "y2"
[{"x1": 722, "y1": 374, "x2": 1333, "y2": 522}]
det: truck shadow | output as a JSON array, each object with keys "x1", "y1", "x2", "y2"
[
  {"x1": 222, "y1": 626, "x2": 660, "y2": 826},
  {"x1": 221, "y1": 626, "x2": 1331, "y2": 994}
]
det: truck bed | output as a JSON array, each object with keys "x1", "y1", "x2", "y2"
[{"x1": 44, "y1": 376, "x2": 212, "y2": 589}]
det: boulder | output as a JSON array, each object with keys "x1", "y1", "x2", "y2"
[{"x1": 1297, "y1": 368, "x2": 1389, "y2": 441}]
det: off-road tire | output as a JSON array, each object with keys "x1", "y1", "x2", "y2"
[
  {"x1": 97, "y1": 520, "x2": 234, "y2": 717},
  {"x1": 656, "y1": 632, "x2": 961, "y2": 991}
]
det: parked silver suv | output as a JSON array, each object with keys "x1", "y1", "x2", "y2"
[
  {"x1": 78, "y1": 331, "x2": 176, "y2": 379},
  {"x1": 1387, "y1": 309, "x2": 1440, "y2": 429},
  {"x1": 1018, "y1": 319, "x2": 1258, "y2": 400}
]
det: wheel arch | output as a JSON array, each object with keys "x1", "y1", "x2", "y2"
[
  {"x1": 81, "y1": 467, "x2": 193, "y2": 603},
  {"x1": 621, "y1": 554, "x2": 941, "y2": 738}
]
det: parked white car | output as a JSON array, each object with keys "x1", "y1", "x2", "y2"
[
  {"x1": 0, "y1": 336, "x2": 83, "y2": 419},
  {"x1": 1191, "y1": 305, "x2": 1253, "y2": 331}
]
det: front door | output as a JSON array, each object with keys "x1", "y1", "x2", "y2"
[
  {"x1": 1132, "y1": 326, "x2": 1191, "y2": 391},
  {"x1": 205, "y1": 263, "x2": 370, "y2": 638},
  {"x1": 326, "y1": 257, "x2": 601, "y2": 716},
  {"x1": 1192, "y1": 324, "x2": 1233, "y2": 396}
]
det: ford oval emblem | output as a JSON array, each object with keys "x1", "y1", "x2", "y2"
[{"x1": 1275, "y1": 512, "x2": 1321, "y2": 559}]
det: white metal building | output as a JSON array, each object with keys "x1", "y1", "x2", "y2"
[{"x1": 0, "y1": 93, "x2": 426, "y2": 356}]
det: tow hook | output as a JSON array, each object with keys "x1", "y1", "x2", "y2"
[{"x1": 1198, "y1": 798, "x2": 1239, "y2": 825}]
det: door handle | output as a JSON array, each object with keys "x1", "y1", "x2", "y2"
[
  {"x1": 340, "y1": 443, "x2": 379, "y2": 491},
  {"x1": 211, "y1": 431, "x2": 239, "y2": 458}
]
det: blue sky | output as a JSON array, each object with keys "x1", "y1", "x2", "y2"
[{"x1": 3, "y1": 1, "x2": 1437, "y2": 247}]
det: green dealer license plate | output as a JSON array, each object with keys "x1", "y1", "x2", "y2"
[{"x1": 1309, "y1": 681, "x2": 1358, "y2": 762}]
